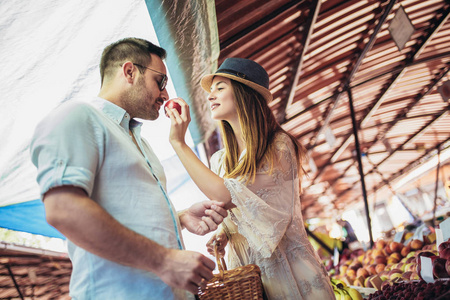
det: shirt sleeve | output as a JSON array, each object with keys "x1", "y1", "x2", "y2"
[
  {"x1": 30, "y1": 101, "x2": 102, "y2": 197},
  {"x1": 222, "y1": 134, "x2": 300, "y2": 259}
]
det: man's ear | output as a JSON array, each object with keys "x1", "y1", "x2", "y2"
[{"x1": 122, "y1": 61, "x2": 136, "y2": 83}]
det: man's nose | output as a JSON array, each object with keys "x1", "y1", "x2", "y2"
[{"x1": 160, "y1": 88, "x2": 169, "y2": 101}]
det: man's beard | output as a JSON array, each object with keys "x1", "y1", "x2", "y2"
[{"x1": 123, "y1": 77, "x2": 160, "y2": 120}]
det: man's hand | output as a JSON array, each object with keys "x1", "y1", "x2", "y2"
[
  {"x1": 158, "y1": 249, "x2": 215, "y2": 294},
  {"x1": 179, "y1": 201, "x2": 228, "y2": 236}
]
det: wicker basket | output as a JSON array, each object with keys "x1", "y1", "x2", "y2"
[{"x1": 198, "y1": 243, "x2": 265, "y2": 300}]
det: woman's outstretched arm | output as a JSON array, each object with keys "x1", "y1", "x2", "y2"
[{"x1": 166, "y1": 98, "x2": 235, "y2": 209}]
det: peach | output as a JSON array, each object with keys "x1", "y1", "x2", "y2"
[
  {"x1": 410, "y1": 239, "x2": 424, "y2": 250},
  {"x1": 401, "y1": 245, "x2": 411, "y2": 257},
  {"x1": 349, "y1": 261, "x2": 362, "y2": 271},
  {"x1": 366, "y1": 264, "x2": 377, "y2": 275},
  {"x1": 376, "y1": 239, "x2": 386, "y2": 250},
  {"x1": 406, "y1": 251, "x2": 416, "y2": 258},
  {"x1": 399, "y1": 263, "x2": 407, "y2": 272},
  {"x1": 363, "y1": 255, "x2": 372, "y2": 266},
  {"x1": 384, "y1": 244, "x2": 393, "y2": 255},
  {"x1": 346, "y1": 269, "x2": 356, "y2": 280},
  {"x1": 389, "y1": 252, "x2": 402, "y2": 261},
  {"x1": 375, "y1": 264, "x2": 386, "y2": 274},
  {"x1": 374, "y1": 255, "x2": 387, "y2": 265},
  {"x1": 387, "y1": 257, "x2": 399, "y2": 265},
  {"x1": 390, "y1": 241, "x2": 404, "y2": 253},
  {"x1": 388, "y1": 269, "x2": 403, "y2": 280},
  {"x1": 371, "y1": 249, "x2": 384, "y2": 259},
  {"x1": 405, "y1": 262, "x2": 416, "y2": 272},
  {"x1": 356, "y1": 267, "x2": 370, "y2": 278}
]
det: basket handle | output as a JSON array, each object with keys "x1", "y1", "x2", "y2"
[{"x1": 213, "y1": 241, "x2": 227, "y2": 272}]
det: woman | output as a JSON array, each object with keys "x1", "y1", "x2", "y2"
[{"x1": 166, "y1": 58, "x2": 334, "y2": 299}]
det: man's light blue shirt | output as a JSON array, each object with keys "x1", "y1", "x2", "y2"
[{"x1": 30, "y1": 97, "x2": 194, "y2": 300}]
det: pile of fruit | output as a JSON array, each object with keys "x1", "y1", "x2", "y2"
[
  {"x1": 327, "y1": 233, "x2": 450, "y2": 299},
  {"x1": 366, "y1": 279, "x2": 450, "y2": 300},
  {"x1": 329, "y1": 232, "x2": 450, "y2": 290},
  {"x1": 330, "y1": 278, "x2": 363, "y2": 300}
]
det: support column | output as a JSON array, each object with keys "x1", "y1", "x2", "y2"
[{"x1": 347, "y1": 89, "x2": 374, "y2": 248}]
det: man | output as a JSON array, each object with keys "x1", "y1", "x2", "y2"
[{"x1": 30, "y1": 37, "x2": 226, "y2": 300}]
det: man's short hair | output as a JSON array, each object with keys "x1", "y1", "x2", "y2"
[{"x1": 100, "y1": 37, "x2": 167, "y2": 85}]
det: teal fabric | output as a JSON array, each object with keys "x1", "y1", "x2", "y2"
[{"x1": 145, "y1": 0, "x2": 219, "y2": 145}]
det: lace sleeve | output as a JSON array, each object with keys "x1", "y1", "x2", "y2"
[{"x1": 224, "y1": 133, "x2": 300, "y2": 259}]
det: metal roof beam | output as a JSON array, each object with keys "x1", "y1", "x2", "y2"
[
  {"x1": 307, "y1": 0, "x2": 397, "y2": 148},
  {"x1": 308, "y1": 7, "x2": 450, "y2": 187},
  {"x1": 368, "y1": 65, "x2": 450, "y2": 152},
  {"x1": 329, "y1": 7, "x2": 450, "y2": 164},
  {"x1": 371, "y1": 138, "x2": 450, "y2": 194},
  {"x1": 220, "y1": 0, "x2": 306, "y2": 50},
  {"x1": 276, "y1": 0, "x2": 321, "y2": 124},
  {"x1": 285, "y1": 51, "x2": 450, "y2": 128},
  {"x1": 324, "y1": 66, "x2": 450, "y2": 190},
  {"x1": 334, "y1": 105, "x2": 450, "y2": 200}
]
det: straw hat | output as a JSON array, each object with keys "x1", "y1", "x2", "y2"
[{"x1": 201, "y1": 58, "x2": 273, "y2": 102}]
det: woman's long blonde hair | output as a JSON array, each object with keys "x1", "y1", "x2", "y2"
[{"x1": 219, "y1": 80, "x2": 306, "y2": 186}]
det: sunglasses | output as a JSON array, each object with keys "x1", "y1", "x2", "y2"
[{"x1": 133, "y1": 63, "x2": 168, "y2": 91}]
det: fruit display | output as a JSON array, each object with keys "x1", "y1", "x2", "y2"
[
  {"x1": 327, "y1": 228, "x2": 450, "y2": 298},
  {"x1": 366, "y1": 279, "x2": 450, "y2": 300},
  {"x1": 330, "y1": 278, "x2": 363, "y2": 300}
]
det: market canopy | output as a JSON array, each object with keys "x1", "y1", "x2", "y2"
[{"x1": 210, "y1": 0, "x2": 450, "y2": 223}]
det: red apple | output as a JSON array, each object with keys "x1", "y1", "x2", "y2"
[
  {"x1": 164, "y1": 100, "x2": 182, "y2": 117},
  {"x1": 438, "y1": 240, "x2": 450, "y2": 260},
  {"x1": 431, "y1": 256, "x2": 449, "y2": 279},
  {"x1": 415, "y1": 250, "x2": 436, "y2": 264}
]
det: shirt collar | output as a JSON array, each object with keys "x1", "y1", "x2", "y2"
[{"x1": 91, "y1": 97, "x2": 143, "y2": 132}]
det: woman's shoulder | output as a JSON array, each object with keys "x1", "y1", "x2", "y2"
[
  {"x1": 273, "y1": 131, "x2": 295, "y2": 150},
  {"x1": 211, "y1": 148, "x2": 226, "y2": 159},
  {"x1": 210, "y1": 148, "x2": 226, "y2": 173}
]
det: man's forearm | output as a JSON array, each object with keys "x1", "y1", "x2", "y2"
[{"x1": 44, "y1": 186, "x2": 168, "y2": 274}]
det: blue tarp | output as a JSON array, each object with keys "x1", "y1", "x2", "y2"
[{"x1": 0, "y1": 200, "x2": 65, "y2": 239}]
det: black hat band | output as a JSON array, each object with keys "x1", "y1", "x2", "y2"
[{"x1": 216, "y1": 69, "x2": 248, "y2": 80}]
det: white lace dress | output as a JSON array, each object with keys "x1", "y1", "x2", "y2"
[{"x1": 210, "y1": 133, "x2": 335, "y2": 300}]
